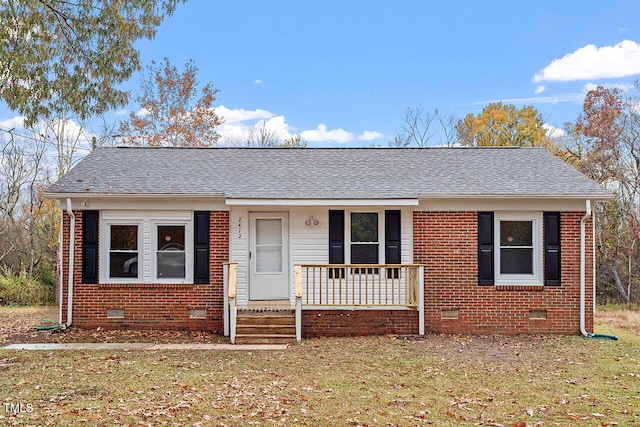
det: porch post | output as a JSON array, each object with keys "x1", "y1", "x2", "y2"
[
  {"x1": 223, "y1": 263, "x2": 229, "y2": 336},
  {"x1": 295, "y1": 265, "x2": 302, "y2": 342},
  {"x1": 228, "y1": 263, "x2": 238, "y2": 343},
  {"x1": 418, "y1": 265, "x2": 425, "y2": 335}
]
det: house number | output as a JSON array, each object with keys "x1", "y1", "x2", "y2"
[{"x1": 238, "y1": 217, "x2": 242, "y2": 239}]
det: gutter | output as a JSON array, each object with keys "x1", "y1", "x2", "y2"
[
  {"x1": 65, "y1": 198, "x2": 75, "y2": 328},
  {"x1": 580, "y1": 200, "x2": 617, "y2": 340}
]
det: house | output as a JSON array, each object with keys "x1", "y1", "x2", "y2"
[{"x1": 44, "y1": 146, "x2": 613, "y2": 342}]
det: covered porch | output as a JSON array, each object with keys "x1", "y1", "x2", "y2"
[{"x1": 223, "y1": 263, "x2": 425, "y2": 343}]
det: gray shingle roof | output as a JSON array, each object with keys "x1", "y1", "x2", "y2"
[{"x1": 44, "y1": 147, "x2": 613, "y2": 200}]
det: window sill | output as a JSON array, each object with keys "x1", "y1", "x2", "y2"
[
  {"x1": 495, "y1": 285, "x2": 545, "y2": 292},
  {"x1": 98, "y1": 282, "x2": 194, "y2": 289}
]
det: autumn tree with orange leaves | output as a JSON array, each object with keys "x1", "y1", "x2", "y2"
[
  {"x1": 119, "y1": 58, "x2": 224, "y2": 147},
  {"x1": 568, "y1": 85, "x2": 640, "y2": 303},
  {"x1": 456, "y1": 102, "x2": 550, "y2": 148}
]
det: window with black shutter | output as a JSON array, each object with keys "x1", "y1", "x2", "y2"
[
  {"x1": 543, "y1": 212, "x2": 561, "y2": 286},
  {"x1": 82, "y1": 210, "x2": 99, "y2": 284},
  {"x1": 328, "y1": 210, "x2": 345, "y2": 278},
  {"x1": 385, "y1": 210, "x2": 401, "y2": 278},
  {"x1": 194, "y1": 211, "x2": 210, "y2": 284},
  {"x1": 478, "y1": 212, "x2": 494, "y2": 285}
]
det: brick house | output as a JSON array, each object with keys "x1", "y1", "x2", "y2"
[{"x1": 45, "y1": 147, "x2": 612, "y2": 342}]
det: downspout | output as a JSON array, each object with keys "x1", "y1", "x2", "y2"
[
  {"x1": 58, "y1": 210, "x2": 64, "y2": 325},
  {"x1": 580, "y1": 200, "x2": 617, "y2": 340},
  {"x1": 65, "y1": 198, "x2": 75, "y2": 328}
]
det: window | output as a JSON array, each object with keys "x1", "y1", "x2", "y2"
[
  {"x1": 499, "y1": 221, "x2": 533, "y2": 274},
  {"x1": 109, "y1": 225, "x2": 139, "y2": 278},
  {"x1": 328, "y1": 209, "x2": 402, "y2": 277},
  {"x1": 350, "y1": 212, "x2": 381, "y2": 274},
  {"x1": 494, "y1": 212, "x2": 542, "y2": 285},
  {"x1": 156, "y1": 225, "x2": 186, "y2": 279},
  {"x1": 255, "y1": 218, "x2": 283, "y2": 273},
  {"x1": 350, "y1": 212, "x2": 379, "y2": 265},
  {"x1": 100, "y1": 211, "x2": 194, "y2": 284}
]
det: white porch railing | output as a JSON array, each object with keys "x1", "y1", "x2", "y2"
[
  {"x1": 296, "y1": 264, "x2": 423, "y2": 307},
  {"x1": 224, "y1": 263, "x2": 425, "y2": 340}
]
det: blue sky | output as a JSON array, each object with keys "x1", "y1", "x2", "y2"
[{"x1": 4, "y1": 0, "x2": 640, "y2": 147}]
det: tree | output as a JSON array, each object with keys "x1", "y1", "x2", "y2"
[
  {"x1": 0, "y1": 0, "x2": 184, "y2": 127},
  {"x1": 393, "y1": 106, "x2": 458, "y2": 147},
  {"x1": 387, "y1": 135, "x2": 411, "y2": 148},
  {"x1": 247, "y1": 120, "x2": 281, "y2": 147},
  {"x1": 281, "y1": 134, "x2": 307, "y2": 148},
  {"x1": 400, "y1": 106, "x2": 437, "y2": 147},
  {"x1": 0, "y1": 130, "x2": 56, "y2": 287},
  {"x1": 119, "y1": 58, "x2": 223, "y2": 147},
  {"x1": 456, "y1": 102, "x2": 549, "y2": 147},
  {"x1": 570, "y1": 85, "x2": 640, "y2": 304}
]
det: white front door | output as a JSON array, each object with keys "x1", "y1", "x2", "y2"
[{"x1": 249, "y1": 212, "x2": 289, "y2": 300}]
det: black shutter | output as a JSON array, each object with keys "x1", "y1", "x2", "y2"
[
  {"x1": 544, "y1": 212, "x2": 561, "y2": 286},
  {"x1": 478, "y1": 212, "x2": 494, "y2": 285},
  {"x1": 194, "y1": 211, "x2": 210, "y2": 284},
  {"x1": 328, "y1": 210, "x2": 345, "y2": 278},
  {"x1": 385, "y1": 210, "x2": 401, "y2": 279},
  {"x1": 82, "y1": 210, "x2": 99, "y2": 284}
]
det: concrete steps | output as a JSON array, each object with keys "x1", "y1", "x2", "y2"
[{"x1": 235, "y1": 310, "x2": 296, "y2": 344}]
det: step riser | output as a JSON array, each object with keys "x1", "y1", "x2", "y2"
[
  {"x1": 236, "y1": 317, "x2": 295, "y2": 326},
  {"x1": 237, "y1": 326, "x2": 295, "y2": 335},
  {"x1": 236, "y1": 337, "x2": 296, "y2": 345},
  {"x1": 234, "y1": 312, "x2": 297, "y2": 344}
]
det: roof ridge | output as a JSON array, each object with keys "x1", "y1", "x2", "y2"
[{"x1": 103, "y1": 145, "x2": 528, "y2": 150}]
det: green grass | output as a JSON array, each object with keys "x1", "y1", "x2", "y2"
[{"x1": 0, "y1": 306, "x2": 639, "y2": 426}]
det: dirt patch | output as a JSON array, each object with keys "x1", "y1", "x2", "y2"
[
  {"x1": 401, "y1": 333, "x2": 564, "y2": 363},
  {"x1": 2, "y1": 306, "x2": 638, "y2": 350},
  {"x1": 0, "y1": 306, "x2": 224, "y2": 345}
]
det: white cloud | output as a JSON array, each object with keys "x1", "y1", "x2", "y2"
[
  {"x1": 253, "y1": 79, "x2": 263, "y2": 84},
  {"x1": 256, "y1": 115, "x2": 293, "y2": 141},
  {"x1": 543, "y1": 123, "x2": 565, "y2": 138},
  {"x1": 0, "y1": 115, "x2": 26, "y2": 130},
  {"x1": 300, "y1": 124, "x2": 354, "y2": 143},
  {"x1": 215, "y1": 106, "x2": 294, "y2": 145},
  {"x1": 358, "y1": 130, "x2": 384, "y2": 141},
  {"x1": 534, "y1": 85, "x2": 545, "y2": 95},
  {"x1": 193, "y1": 105, "x2": 367, "y2": 146},
  {"x1": 136, "y1": 107, "x2": 150, "y2": 117},
  {"x1": 583, "y1": 82, "x2": 598, "y2": 92},
  {"x1": 216, "y1": 105, "x2": 273, "y2": 124},
  {"x1": 534, "y1": 40, "x2": 640, "y2": 82}
]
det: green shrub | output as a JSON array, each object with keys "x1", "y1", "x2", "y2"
[
  {"x1": 34, "y1": 269, "x2": 56, "y2": 305},
  {"x1": 0, "y1": 268, "x2": 49, "y2": 306}
]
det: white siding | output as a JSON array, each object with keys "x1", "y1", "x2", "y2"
[
  {"x1": 229, "y1": 206, "x2": 249, "y2": 306},
  {"x1": 289, "y1": 207, "x2": 329, "y2": 304},
  {"x1": 400, "y1": 208, "x2": 412, "y2": 264}
]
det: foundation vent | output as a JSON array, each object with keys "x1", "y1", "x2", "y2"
[
  {"x1": 441, "y1": 309, "x2": 460, "y2": 320},
  {"x1": 107, "y1": 309, "x2": 124, "y2": 318}
]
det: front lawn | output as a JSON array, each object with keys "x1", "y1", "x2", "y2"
[{"x1": 0, "y1": 306, "x2": 638, "y2": 426}]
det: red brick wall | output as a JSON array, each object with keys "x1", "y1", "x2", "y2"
[
  {"x1": 414, "y1": 211, "x2": 594, "y2": 335},
  {"x1": 61, "y1": 211, "x2": 229, "y2": 332},
  {"x1": 302, "y1": 309, "x2": 419, "y2": 337},
  {"x1": 59, "y1": 208, "x2": 593, "y2": 337}
]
